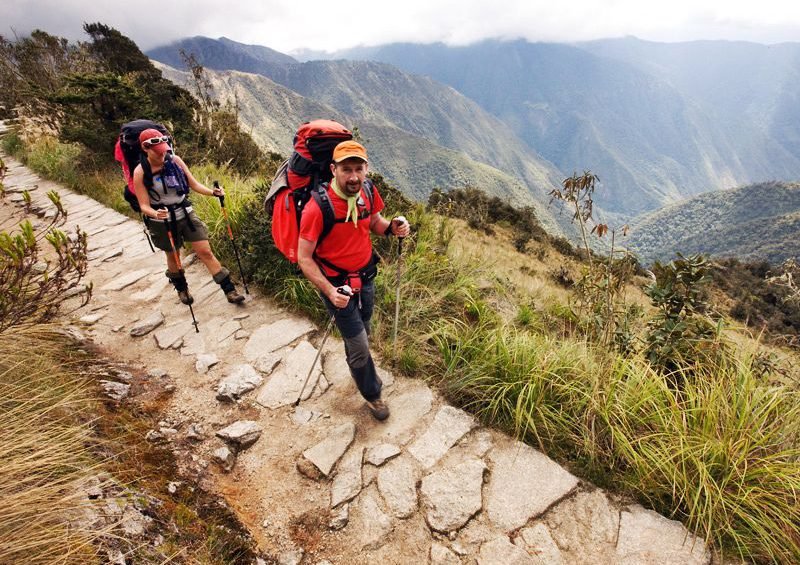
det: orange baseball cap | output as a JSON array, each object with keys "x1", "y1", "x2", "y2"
[{"x1": 332, "y1": 140, "x2": 368, "y2": 163}]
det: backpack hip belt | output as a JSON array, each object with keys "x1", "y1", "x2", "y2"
[
  {"x1": 154, "y1": 199, "x2": 196, "y2": 233},
  {"x1": 316, "y1": 251, "x2": 380, "y2": 292}
]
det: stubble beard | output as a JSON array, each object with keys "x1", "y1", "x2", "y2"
[{"x1": 343, "y1": 182, "x2": 361, "y2": 196}]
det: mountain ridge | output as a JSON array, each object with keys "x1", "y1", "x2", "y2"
[{"x1": 628, "y1": 181, "x2": 800, "y2": 265}]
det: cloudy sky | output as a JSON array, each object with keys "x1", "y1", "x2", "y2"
[{"x1": 3, "y1": 0, "x2": 799, "y2": 54}]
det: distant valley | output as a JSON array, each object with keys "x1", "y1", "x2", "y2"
[{"x1": 148, "y1": 36, "x2": 800, "y2": 260}]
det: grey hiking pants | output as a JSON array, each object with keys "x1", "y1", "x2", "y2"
[{"x1": 321, "y1": 280, "x2": 382, "y2": 402}]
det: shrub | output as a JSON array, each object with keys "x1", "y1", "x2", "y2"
[
  {"x1": 0, "y1": 191, "x2": 89, "y2": 332},
  {"x1": 643, "y1": 254, "x2": 721, "y2": 379}
]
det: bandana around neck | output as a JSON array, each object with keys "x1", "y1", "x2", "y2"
[{"x1": 331, "y1": 179, "x2": 359, "y2": 227}]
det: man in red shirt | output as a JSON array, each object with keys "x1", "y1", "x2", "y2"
[{"x1": 298, "y1": 141, "x2": 410, "y2": 420}]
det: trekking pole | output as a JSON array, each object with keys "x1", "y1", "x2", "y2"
[
  {"x1": 140, "y1": 214, "x2": 156, "y2": 252},
  {"x1": 214, "y1": 181, "x2": 249, "y2": 294},
  {"x1": 294, "y1": 286, "x2": 352, "y2": 407},
  {"x1": 165, "y1": 222, "x2": 200, "y2": 333},
  {"x1": 392, "y1": 216, "x2": 407, "y2": 357}
]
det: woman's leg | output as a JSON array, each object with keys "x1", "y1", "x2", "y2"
[{"x1": 190, "y1": 240, "x2": 222, "y2": 276}]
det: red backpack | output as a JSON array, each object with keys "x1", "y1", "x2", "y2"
[{"x1": 265, "y1": 120, "x2": 358, "y2": 263}]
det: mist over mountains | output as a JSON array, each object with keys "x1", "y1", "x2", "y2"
[{"x1": 147, "y1": 35, "x2": 800, "y2": 256}]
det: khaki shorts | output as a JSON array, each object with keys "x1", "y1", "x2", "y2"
[{"x1": 147, "y1": 210, "x2": 209, "y2": 251}]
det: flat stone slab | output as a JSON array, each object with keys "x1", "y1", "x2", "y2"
[
  {"x1": 254, "y1": 351, "x2": 282, "y2": 374},
  {"x1": 430, "y1": 543, "x2": 461, "y2": 565},
  {"x1": 216, "y1": 320, "x2": 242, "y2": 343},
  {"x1": 79, "y1": 312, "x2": 106, "y2": 324},
  {"x1": 180, "y1": 331, "x2": 206, "y2": 356},
  {"x1": 154, "y1": 323, "x2": 187, "y2": 350},
  {"x1": 196, "y1": 353, "x2": 219, "y2": 374},
  {"x1": 478, "y1": 536, "x2": 537, "y2": 565},
  {"x1": 256, "y1": 341, "x2": 322, "y2": 409},
  {"x1": 215, "y1": 420, "x2": 263, "y2": 450},
  {"x1": 544, "y1": 489, "x2": 619, "y2": 563},
  {"x1": 87, "y1": 246, "x2": 123, "y2": 262},
  {"x1": 370, "y1": 385, "x2": 434, "y2": 445},
  {"x1": 616, "y1": 506, "x2": 710, "y2": 565},
  {"x1": 486, "y1": 441, "x2": 579, "y2": 532},
  {"x1": 515, "y1": 524, "x2": 563, "y2": 564},
  {"x1": 130, "y1": 277, "x2": 169, "y2": 302},
  {"x1": 217, "y1": 364, "x2": 263, "y2": 402},
  {"x1": 353, "y1": 487, "x2": 393, "y2": 550},
  {"x1": 243, "y1": 318, "x2": 315, "y2": 361},
  {"x1": 408, "y1": 405, "x2": 477, "y2": 468},
  {"x1": 99, "y1": 268, "x2": 150, "y2": 291},
  {"x1": 377, "y1": 456, "x2": 419, "y2": 518},
  {"x1": 365, "y1": 443, "x2": 401, "y2": 466},
  {"x1": 330, "y1": 447, "x2": 363, "y2": 508},
  {"x1": 301, "y1": 422, "x2": 355, "y2": 477},
  {"x1": 420, "y1": 458, "x2": 486, "y2": 533}
]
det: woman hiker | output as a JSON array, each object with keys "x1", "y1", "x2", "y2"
[{"x1": 132, "y1": 128, "x2": 245, "y2": 305}]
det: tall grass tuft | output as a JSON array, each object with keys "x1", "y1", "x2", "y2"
[
  {"x1": 0, "y1": 325, "x2": 102, "y2": 564},
  {"x1": 440, "y1": 318, "x2": 800, "y2": 562},
  {"x1": 604, "y1": 355, "x2": 800, "y2": 562}
]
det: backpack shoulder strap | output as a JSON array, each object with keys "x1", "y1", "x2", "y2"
[
  {"x1": 362, "y1": 179, "x2": 375, "y2": 211},
  {"x1": 140, "y1": 154, "x2": 154, "y2": 190},
  {"x1": 311, "y1": 182, "x2": 337, "y2": 245}
]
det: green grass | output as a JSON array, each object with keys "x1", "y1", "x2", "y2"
[{"x1": 437, "y1": 319, "x2": 800, "y2": 562}]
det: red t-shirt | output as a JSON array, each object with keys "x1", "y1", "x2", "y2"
[{"x1": 299, "y1": 183, "x2": 384, "y2": 276}]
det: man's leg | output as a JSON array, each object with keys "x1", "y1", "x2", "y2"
[{"x1": 322, "y1": 289, "x2": 383, "y2": 404}]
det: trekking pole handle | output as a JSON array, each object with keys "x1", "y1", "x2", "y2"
[
  {"x1": 213, "y1": 180, "x2": 225, "y2": 207},
  {"x1": 337, "y1": 285, "x2": 353, "y2": 297},
  {"x1": 389, "y1": 216, "x2": 408, "y2": 240}
]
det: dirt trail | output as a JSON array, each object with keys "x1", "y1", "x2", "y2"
[{"x1": 1, "y1": 145, "x2": 716, "y2": 565}]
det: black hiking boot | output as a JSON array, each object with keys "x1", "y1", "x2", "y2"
[
  {"x1": 166, "y1": 270, "x2": 193, "y2": 305},
  {"x1": 213, "y1": 267, "x2": 245, "y2": 305}
]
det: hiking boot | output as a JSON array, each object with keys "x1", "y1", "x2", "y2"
[
  {"x1": 366, "y1": 398, "x2": 390, "y2": 421},
  {"x1": 225, "y1": 290, "x2": 245, "y2": 304},
  {"x1": 178, "y1": 289, "x2": 194, "y2": 305}
]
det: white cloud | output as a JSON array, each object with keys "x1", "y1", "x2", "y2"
[{"x1": 2, "y1": 0, "x2": 799, "y2": 54}]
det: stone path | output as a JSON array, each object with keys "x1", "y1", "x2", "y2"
[{"x1": 1, "y1": 131, "x2": 714, "y2": 564}]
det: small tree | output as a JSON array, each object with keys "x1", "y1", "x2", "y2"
[
  {"x1": 549, "y1": 171, "x2": 598, "y2": 265},
  {"x1": 643, "y1": 253, "x2": 720, "y2": 380},
  {"x1": 549, "y1": 171, "x2": 638, "y2": 347}
]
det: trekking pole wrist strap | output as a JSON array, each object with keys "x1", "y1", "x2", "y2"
[{"x1": 384, "y1": 221, "x2": 394, "y2": 236}]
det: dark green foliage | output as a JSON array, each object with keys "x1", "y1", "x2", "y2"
[
  {"x1": 644, "y1": 254, "x2": 720, "y2": 379},
  {"x1": 1, "y1": 24, "x2": 264, "y2": 178},
  {"x1": 83, "y1": 23, "x2": 155, "y2": 76},
  {"x1": 427, "y1": 186, "x2": 546, "y2": 245},
  {"x1": 711, "y1": 258, "x2": 800, "y2": 348},
  {"x1": 549, "y1": 235, "x2": 582, "y2": 259},
  {"x1": 0, "y1": 30, "x2": 80, "y2": 123}
]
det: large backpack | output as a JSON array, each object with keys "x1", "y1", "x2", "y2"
[
  {"x1": 114, "y1": 119, "x2": 171, "y2": 212},
  {"x1": 265, "y1": 119, "x2": 374, "y2": 263}
]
